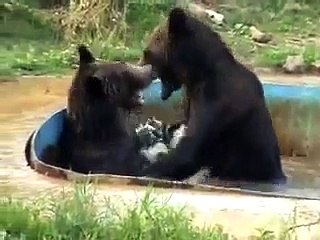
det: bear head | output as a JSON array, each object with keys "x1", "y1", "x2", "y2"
[
  {"x1": 139, "y1": 7, "x2": 228, "y2": 100},
  {"x1": 75, "y1": 45, "x2": 156, "y2": 110}
]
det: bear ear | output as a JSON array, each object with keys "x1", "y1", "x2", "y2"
[
  {"x1": 168, "y1": 7, "x2": 189, "y2": 38},
  {"x1": 78, "y1": 44, "x2": 95, "y2": 65}
]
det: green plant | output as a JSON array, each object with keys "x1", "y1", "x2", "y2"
[
  {"x1": 303, "y1": 44, "x2": 320, "y2": 65},
  {"x1": 0, "y1": 184, "x2": 233, "y2": 240},
  {"x1": 255, "y1": 228, "x2": 277, "y2": 240},
  {"x1": 255, "y1": 46, "x2": 299, "y2": 67},
  {"x1": 1, "y1": 0, "x2": 320, "y2": 77}
]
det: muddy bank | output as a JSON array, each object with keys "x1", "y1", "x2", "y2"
[{"x1": 1, "y1": 64, "x2": 320, "y2": 83}]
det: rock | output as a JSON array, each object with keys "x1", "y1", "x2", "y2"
[
  {"x1": 187, "y1": 3, "x2": 225, "y2": 25},
  {"x1": 283, "y1": 55, "x2": 305, "y2": 73},
  {"x1": 204, "y1": 9, "x2": 225, "y2": 25},
  {"x1": 249, "y1": 26, "x2": 272, "y2": 44},
  {"x1": 234, "y1": 23, "x2": 244, "y2": 30}
]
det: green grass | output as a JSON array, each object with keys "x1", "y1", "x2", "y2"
[
  {"x1": 1, "y1": 183, "x2": 314, "y2": 240},
  {"x1": 218, "y1": 2, "x2": 320, "y2": 69},
  {"x1": 0, "y1": 184, "x2": 233, "y2": 240},
  {"x1": 1, "y1": 183, "x2": 319, "y2": 240},
  {"x1": 0, "y1": 38, "x2": 143, "y2": 77},
  {"x1": 1, "y1": 1, "x2": 320, "y2": 78}
]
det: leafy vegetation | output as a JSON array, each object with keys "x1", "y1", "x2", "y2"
[
  {"x1": 0, "y1": 0, "x2": 320, "y2": 77},
  {"x1": 1, "y1": 184, "x2": 319, "y2": 240},
  {"x1": 0, "y1": 184, "x2": 230, "y2": 240}
]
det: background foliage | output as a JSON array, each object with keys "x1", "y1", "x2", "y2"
[{"x1": 1, "y1": 0, "x2": 320, "y2": 76}]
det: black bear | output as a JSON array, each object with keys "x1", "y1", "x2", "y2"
[
  {"x1": 58, "y1": 45, "x2": 155, "y2": 175},
  {"x1": 139, "y1": 8, "x2": 287, "y2": 184},
  {"x1": 67, "y1": 46, "x2": 159, "y2": 176}
]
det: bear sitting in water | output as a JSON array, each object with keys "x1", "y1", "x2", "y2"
[
  {"x1": 139, "y1": 8, "x2": 287, "y2": 184},
  {"x1": 58, "y1": 45, "x2": 156, "y2": 175}
]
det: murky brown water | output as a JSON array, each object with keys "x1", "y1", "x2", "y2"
[
  {"x1": 2, "y1": 75, "x2": 320, "y2": 238},
  {"x1": 1, "y1": 75, "x2": 320, "y2": 197},
  {"x1": 0, "y1": 77, "x2": 69, "y2": 194}
]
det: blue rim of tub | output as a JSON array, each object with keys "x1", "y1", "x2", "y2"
[
  {"x1": 144, "y1": 79, "x2": 320, "y2": 106},
  {"x1": 27, "y1": 79, "x2": 320, "y2": 200}
]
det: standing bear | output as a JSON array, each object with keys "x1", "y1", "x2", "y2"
[{"x1": 140, "y1": 8, "x2": 287, "y2": 184}]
